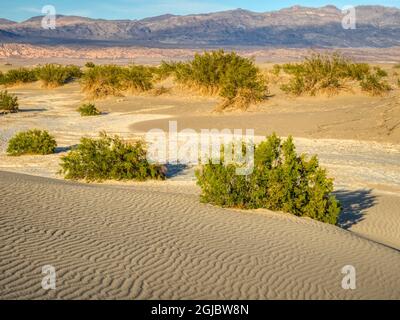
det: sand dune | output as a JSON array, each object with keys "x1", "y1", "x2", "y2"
[
  {"x1": 1, "y1": 79, "x2": 400, "y2": 299},
  {"x1": 0, "y1": 171, "x2": 399, "y2": 300}
]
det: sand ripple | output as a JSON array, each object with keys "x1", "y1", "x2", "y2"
[{"x1": 0, "y1": 171, "x2": 399, "y2": 299}]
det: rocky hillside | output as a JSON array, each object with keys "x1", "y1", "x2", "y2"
[{"x1": 1, "y1": 5, "x2": 400, "y2": 47}]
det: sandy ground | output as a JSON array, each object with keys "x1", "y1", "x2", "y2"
[
  {"x1": 1, "y1": 73, "x2": 400, "y2": 299},
  {"x1": 1, "y1": 171, "x2": 399, "y2": 299}
]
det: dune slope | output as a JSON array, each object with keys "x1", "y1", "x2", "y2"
[{"x1": 0, "y1": 171, "x2": 399, "y2": 300}]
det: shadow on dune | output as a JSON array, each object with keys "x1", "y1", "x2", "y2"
[
  {"x1": 165, "y1": 163, "x2": 190, "y2": 178},
  {"x1": 335, "y1": 189, "x2": 377, "y2": 229},
  {"x1": 18, "y1": 108, "x2": 47, "y2": 113},
  {"x1": 55, "y1": 145, "x2": 78, "y2": 154}
]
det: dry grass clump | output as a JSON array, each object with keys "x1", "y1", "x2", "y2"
[
  {"x1": 35, "y1": 64, "x2": 82, "y2": 88},
  {"x1": 279, "y1": 52, "x2": 391, "y2": 96},
  {"x1": 160, "y1": 50, "x2": 268, "y2": 110},
  {"x1": 80, "y1": 64, "x2": 155, "y2": 99}
]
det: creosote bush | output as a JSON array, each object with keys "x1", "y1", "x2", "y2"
[
  {"x1": 59, "y1": 132, "x2": 165, "y2": 182},
  {"x1": 280, "y1": 52, "x2": 391, "y2": 96},
  {"x1": 0, "y1": 90, "x2": 19, "y2": 113},
  {"x1": 85, "y1": 62, "x2": 95, "y2": 68},
  {"x1": 195, "y1": 133, "x2": 341, "y2": 225},
  {"x1": 360, "y1": 69, "x2": 391, "y2": 96},
  {"x1": 7, "y1": 129, "x2": 57, "y2": 156},
  {"x1": 161, "y1": 50, "x2": 268, "y2": 110},
  {"x1": 0, "y1": 67, "x2": 37, "y2": 86},
  {"x1": 36, "y1": 64, "x2": 83, "y2": 88},
  {"x1": 151, "y1": 86, "x2": 170, "y2": 96},
  {"x1": 77, "y1": 103, "x2": 101, "y2": 116},
  {"x1": 80, "y1": 64, "x2": 155, "y2": 99}
]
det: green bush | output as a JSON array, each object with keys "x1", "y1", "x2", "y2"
[
  {"x1": 0, "y1": 90, "x2": 19, "y2": 113},
  {"x1": 280, "y1": 52, "x2": 389, "y2": 96},
  {"x1": 195, "y1": 133, "x2": 341, "y2": 224},
  {"x1": 35, "y1": 64, "x2": 82, "y2": 88},
  {"x1": 77, "y1": 103, "x2": 101, "y2": 116},
  {"x1": 59, "y1": 132, "x2": 165, "y2": 182},
  {"x1": 156, "y1": 61, "x2": 179, "y2": 80},
  {"x1": 80, "y1": 64, "x2": 155, "y2": 99},
  {"x1": 85, "y1": 62, "x2": 95, "y2": 68},
  {"x1": 81, "y1": 65, "x2": 123, "y2": 98},
  {"x1": 271, "y1": 64, "x2": 282, "y2": 76},
  {"x1": 7, "y1": 129, "x2": 57, "y2": 156},
  {"x1": 360, "y1": 73, "x2": 392, "y2": 96},
  {"x1": 162, "y1": 50, "x2": 268, "y2": 110},
  {"x1": 1, "y1": 68, "x2": 37, "y2": 86},
  {"x1": 122, "y1": 65, "x2": 154, "y2": 93}
]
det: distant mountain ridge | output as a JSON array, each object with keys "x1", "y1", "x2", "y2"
[{"x1": 1, "y1": 5, "x2": 400, "y2": 47}]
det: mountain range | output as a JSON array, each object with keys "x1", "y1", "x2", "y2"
[{"x1": 1, "y1": 5, "x2": 400, "y2": 48}]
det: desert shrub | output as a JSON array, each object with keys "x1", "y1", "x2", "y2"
[
  {"x1": 59, "y1": 132, "x2": 165, "y2": 182},
  {"x1": 77, "y1": 103, "x2": 101, "y2": 116},
  {"x1": 163, "y1": 50, "x2": 268, "y2": 110},
  {"x1": 81, "y1": 65, "x2": 123, "y2": 98},
  {"x1": 7, "y1": 129, "x2": 57, "y2": 156},
  {"x1": 280, "y1": 52, "x2": 375, "y2": 96},
  {"x1": 373, "y1": 66, "x2": 388, "y2": 78},
  {"x1": 271, "y1": 64, "x2": 282, "y2": 76},
  {"x1": 360, "y1": 72, "x2": 392, "y2": 96},
  {"x1": 196, "y1": 133, "x2": 340, "y2": 224},
  {"x1": 85, "y1": 62, "x2": 95, "y2": 68},
  {"x1": 1, "y1": 68, "x2": 37, "y2": 86},
  {"x1": 156, "y1": 61, "x2": 179, "y2": 80},
  {"x1": 80, "y1": 64, "x2": 155, "y2": 99},
  {"x1": 122, "y1": 65, "x2": 154, "y2": 93},
  {"x1": 151, "y1": 86, "x2": 170, "y2": 96},
  {"x1": 393, "y1": 64, "x2": 400, "y2": 69},
  {"x1": 0, "y1": 90, "x2": 18, "y2": 112},
  {"x1": 346, "y1": 62, "x2": 371, "y2": 81},
  {"x1": 35, "y1": 64, "x2": 82, "y2": 88}
]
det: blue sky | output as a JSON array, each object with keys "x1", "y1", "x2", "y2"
[{"x1": 1, "y1": 0, "x2": 399, "y2": 22}]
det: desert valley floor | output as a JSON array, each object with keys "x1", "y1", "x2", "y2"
[{"x1": 1, "y1": 72, "x2": 400, "y2": 299}]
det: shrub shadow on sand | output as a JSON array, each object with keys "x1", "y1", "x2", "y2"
[
  {"x1": 55, "y1": 145, "x2": 77, "y2": 154},
  {"x1": 335, "y1": 189, "x2": 377, "y2": 229},
  {"x1": 18, "y1": 108, "x2": 47, "y2": 113},
  {"x1": 165, "y1": 163, "x2": 190, "y2": 178}
]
